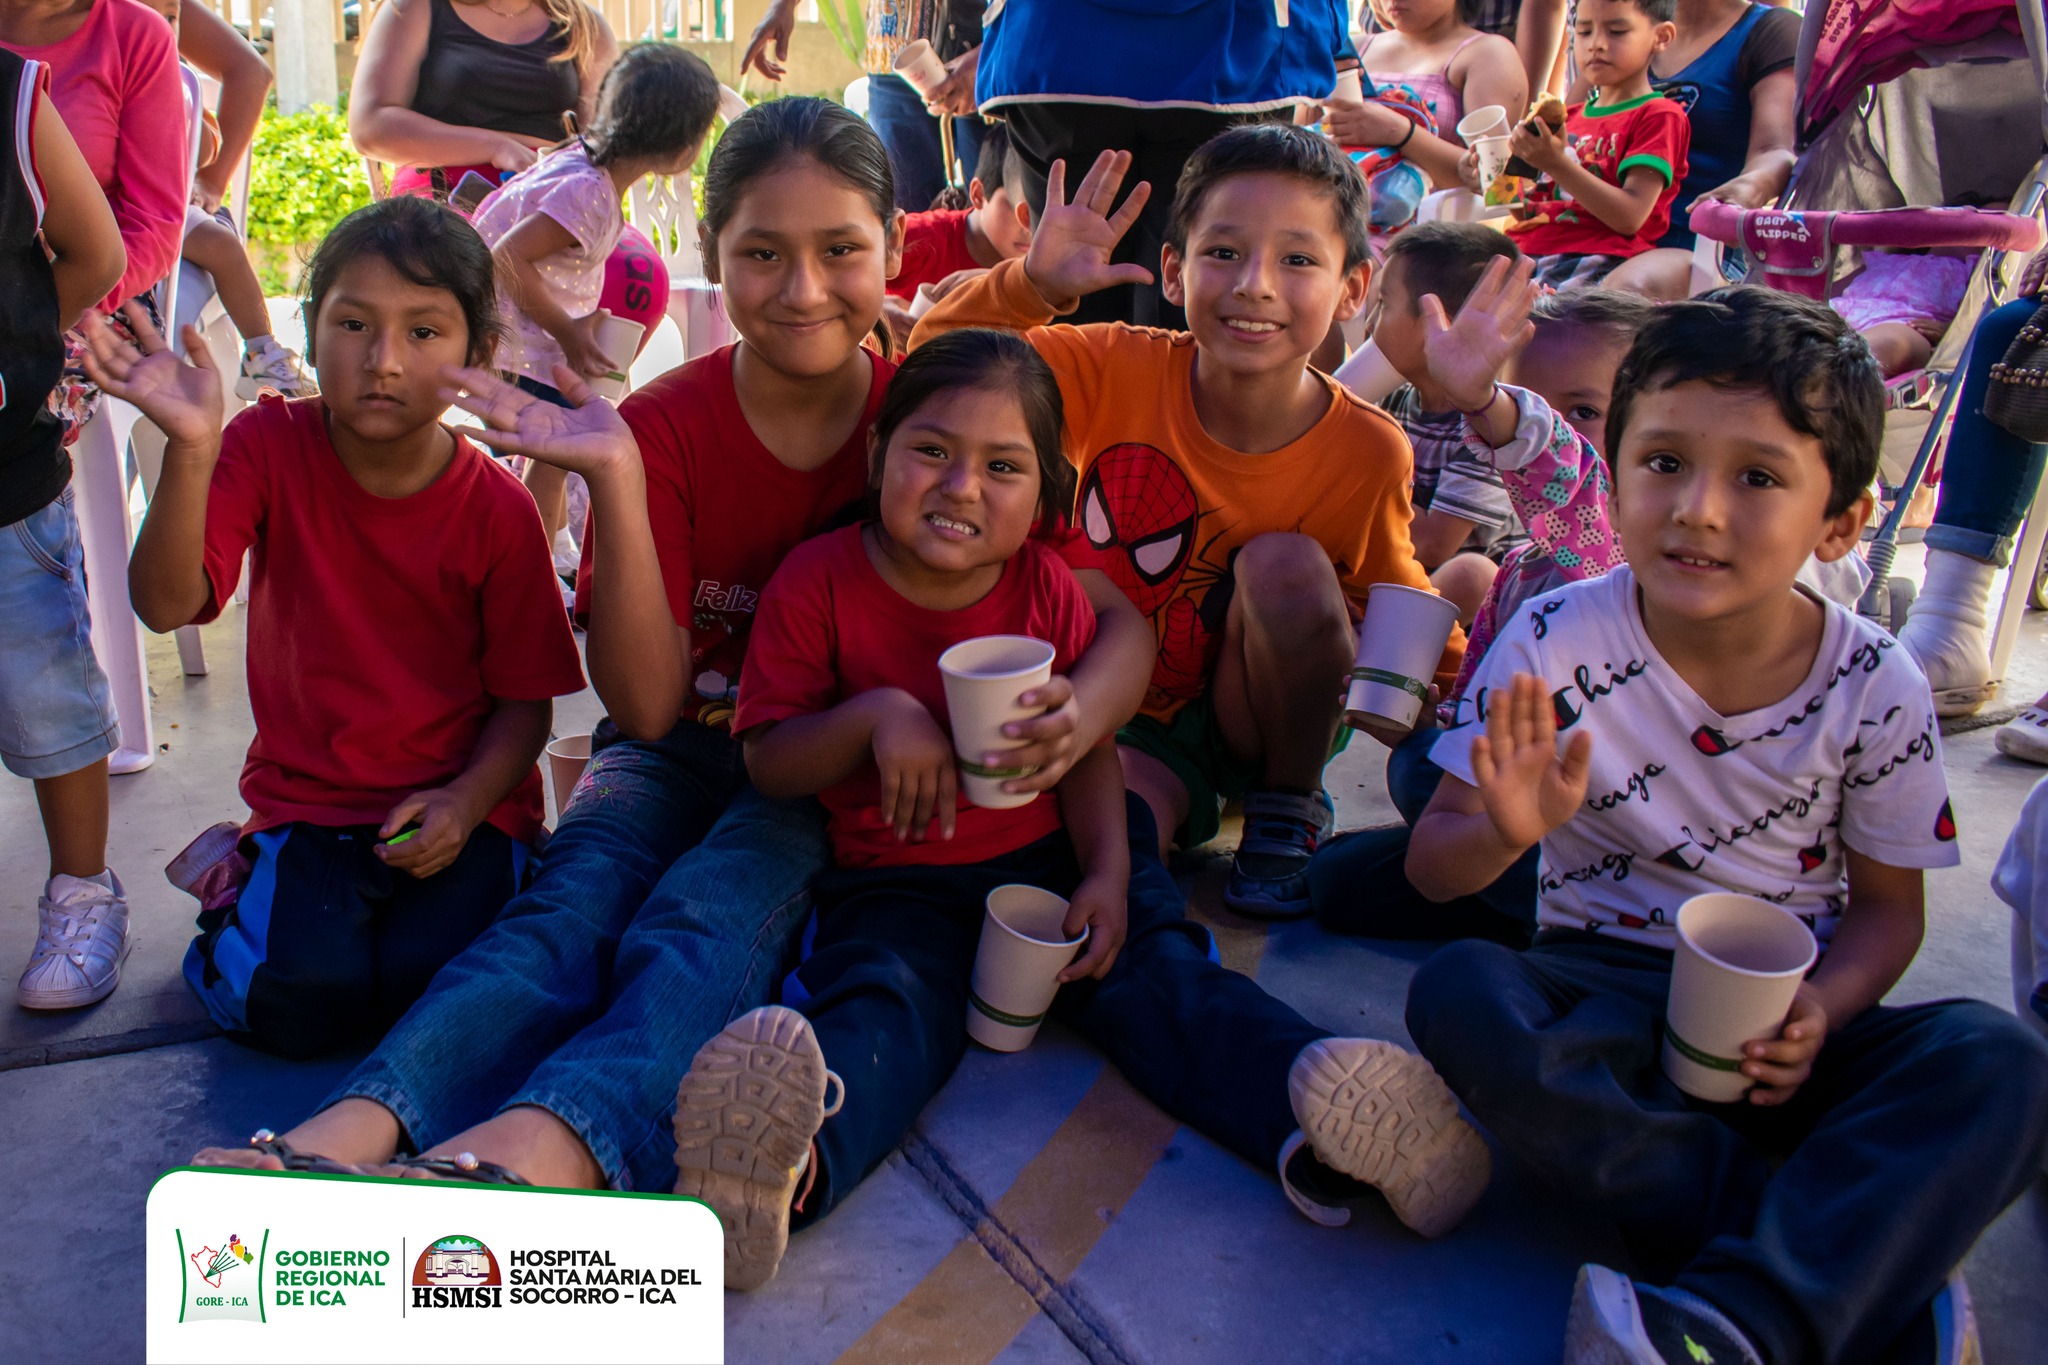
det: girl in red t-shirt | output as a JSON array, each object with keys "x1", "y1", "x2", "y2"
[
  {"x1": 83, "y1": 198, "x2": 586, "y2": 1058},
  {"x1": 699, "y1": 329, "x2": 1133, "y2": 1289}
]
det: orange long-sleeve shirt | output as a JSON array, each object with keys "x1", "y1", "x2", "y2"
[{"x1": 913, "y1": 259, "x2": 1463, "y2": 722}]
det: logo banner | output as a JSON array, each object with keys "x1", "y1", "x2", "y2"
[{"x1": 147, "y1": 1167, "x2": 723, "y2": 1363}]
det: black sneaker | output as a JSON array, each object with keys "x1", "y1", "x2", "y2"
[
  {"x1": 1563, "y1": 1264, "x2": 1763, "y2": 1365},
  {"x1": 1224, "y1": 788, "x2": 1335, "y2": 919}
]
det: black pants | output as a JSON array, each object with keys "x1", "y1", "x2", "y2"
[
  {"x1": 1407, "y1": 932, "x2": 2048, "y2": 1364},
  {"x1": 1001, "y1": 103, "x2": 1288, "y2": 328},
  {"x1": 185, "y1": 821, "x2": 525, "y2": 1059},
  {"x1": 788, "y1": 794, "x2": 1329, "y2": 1226}
]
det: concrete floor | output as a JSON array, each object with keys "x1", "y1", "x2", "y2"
[{"x1": 4, "y1": 597, "x2": 2048, "y2": 1363}]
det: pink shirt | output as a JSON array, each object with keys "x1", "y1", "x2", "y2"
[{"x1": 3, "y1": 0, "x2": 187, "y2": 309}]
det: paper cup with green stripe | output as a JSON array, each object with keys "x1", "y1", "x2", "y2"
[
  {"x1": 968, "y1": 885, "x2": 1087, "y2": 1052},
  {"x1": 585, "y1": 313, "x2": 645, "y2": 403},
  {"x1": 939, "y1": 635, "x2": 1056, "y2": 810},
  {"x1": 1662, "y1": 893, "x2": 1817, "y2": 1103},
  {"x1": 1346, "y1": 583, "x2": 1460, "y2": 730}
]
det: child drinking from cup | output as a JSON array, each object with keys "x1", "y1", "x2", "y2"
[
  {"x1": 1403, "y1": 288, "x2": 2048, "y2": 1364},
  {"x1": 92, "y1": 197, "x2": 586, "y2": 1059},
  {"x1": 683, "y1": 330, "x2": 1490, "y2": 1290}
]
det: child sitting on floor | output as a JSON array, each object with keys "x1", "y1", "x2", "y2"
[
  {"x1": 1403, "y1": 287, "x2": 2048, "y2": 1365},
  {"x1": 1500, "y1": 0, "x2": 1689, "y2": 290},
  {"x1": 89, "y1": 197, "x2": 586, "y2": 1058},
  {"x1": 1368, "y1": 221, "x2": 1526, "y2": 625},
  {"x1": 913, "y1": 126, "x2": 1460, "y2": 920},
  {"x1": 679, "y1": 330, "x2": 1490, "y2": 1290}
]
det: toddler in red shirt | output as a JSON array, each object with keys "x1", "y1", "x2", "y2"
[
  {"x1": 1498, "y1": 0, "x2": 1689, "y2": 289},
  {"x1": 87, "y1": 198, "x2": 586, "y2": 1059},
  {"x1": 669, "y1": 331, "x2": 1489, "y2": 1293}
]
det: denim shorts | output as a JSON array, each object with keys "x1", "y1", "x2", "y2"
[{"x1": 0, "y1": 489, "x2": 119, "y2": 778}]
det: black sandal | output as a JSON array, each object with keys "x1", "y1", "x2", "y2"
[
  {"x1": 246, "y1": 1128, "x2": 372, "y2": 1175},
  {"x1": 391, "y1": 1152, "x2": 531, "y2": 1185}
]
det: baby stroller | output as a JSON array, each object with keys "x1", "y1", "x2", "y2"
[{"x1": 1686, "y1": 0, "x2": 2047, "y2": 660}]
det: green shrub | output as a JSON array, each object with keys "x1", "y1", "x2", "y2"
[{"x1": 245, "y1": 101, "x2": 370, "y2": 292}]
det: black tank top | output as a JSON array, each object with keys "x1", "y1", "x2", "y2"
[
  {"x1": 410, "y1": 0, "x2": 581, "y2": 144},
  {"x1": 0, "y1": 51, "x2": 69, "y2": 529}
]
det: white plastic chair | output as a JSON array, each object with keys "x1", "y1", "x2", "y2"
[{"x1": 626, "y1": 172, "x2": 733, "y2": 363}]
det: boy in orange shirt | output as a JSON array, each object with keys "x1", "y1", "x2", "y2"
[{"x1": 914, "y1": 125, "x2": 1460, "y2": 918}]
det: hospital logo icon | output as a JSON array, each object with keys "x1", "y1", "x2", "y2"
[
  {"x1": 176, "y1": 1229, "x2": 266, "y2": 1322},
  {"x1": 411, "y1": 1233, "x2": 504, "y2": 1308}
]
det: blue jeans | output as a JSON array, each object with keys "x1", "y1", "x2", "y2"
[
  {"x1": 1306, "y1": 727, "x2": 1537, "y2": 947},
  {"x1": 0, "y1": 489, "x2": 118, "y2": 779},
  {"x1": 867, "y1": 72, "x2": 987, "y2": 213},
  {"x1": 1926, "y1": 296, "x2": 2048, "y2": 567},
  {"x1": 793, "y1": 795, "x2": 1328, "y2": 1225},
  {"x1": 332, "y1": 720, "x2": 830, "y2": 1191},
  {"x1": 1408, "y1": 933, "x2": 2048, "y2": 1363}
]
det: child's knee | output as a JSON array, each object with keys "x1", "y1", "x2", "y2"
[
  {"x1": 1430, "y1": 553, "x2": 1497, "y2": 627},
  {"x1": 1235, "y1": 532, "x2": 1345, "y2": 615},
  {"x1": 181, "y1": 218, "x2": 237, "y2": 271},
  {"x1": 1404, "y1": 938, "x2": 1522, "y2": 1058}
]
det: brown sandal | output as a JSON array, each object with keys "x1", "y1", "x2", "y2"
[{"x1": 392, "y1": 1152, "x2": 531, "y2": 1185}]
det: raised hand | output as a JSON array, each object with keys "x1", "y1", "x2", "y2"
[
  {"x1": 78, "y1": 304, "x2": 224, "y2": 448},
  {"x1": 1022, "y1": 151, "x2": 1154, "y2": 310},
  {"x1": 438, "y1": 363, "x2": 639, "y2": 479},
  {"x1": 738, "y1": 0, "x2": 797, "y2": 82},
  {"x1": 1469, "y1": 672, "x2": 1592, "y2": 850},
  {"x1": 1420, "y1": 253, "x2": 1540, "y2": 413}
]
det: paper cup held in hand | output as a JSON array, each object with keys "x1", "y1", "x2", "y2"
[
  {"x1": 1332, "y1": 68, "x2": 1364, "y2": 104},
  {"x1": 1662, "y1": 893, "x2": 1818, "y2": 1103},
  {"x1": 1346, "y1": 584, "x2": 1459, "y2": 730},
  {"x1": 939, "y1": 635, "x2": 1056, "y2": 809},
  {"x1": 1456, "y1": 104, "x2": 1510, "y2": 143},
  {"x1": 585, "y1": 314, "x2": 645, "y2": 402},
  {"x1": 892, "y1": 38, "x2": 949, "y2": 97},
  {"x1": 1471, "y1": 134, "x2": 1512, "y2": 187},
  {"x1": 969, "y1": 884, "x2": 1087, "y2": 1051},
  {"x1": 544, "y1": 733, "x2": 592, "y2": 821}
]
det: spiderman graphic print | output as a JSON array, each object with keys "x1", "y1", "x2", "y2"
[{"x1": 1078, "y1": 443, "x2": 1241, "y2": 715}]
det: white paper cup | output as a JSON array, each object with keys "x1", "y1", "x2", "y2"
[
  {"x1": 1456, "y1": 104, "x2": 1510, "y2": 143},
  {"x1": 939, "y1": 635, "x2": 1055, "y2": 809},
  {"x1": 585, "y1": 314, "x2": 645, "y2": 402},
  {"x1": 892, "y1": 39, "x2": 949, "y2": 97},
  {"x1": 544, "y1": 733, "x2": 592, "y2": 820},
  {"x1": 1346, "y1": 584, "x2": 1459, "y2": 729},
  {"x1": 908, "y1": 283, "x2": 938, "y2": 319},
  {"x1": 968, "y1": 884, "x2": 1086, "y2": 1051},
  {"x1": 1332, "y1": 68, "x2": 1364, "y2": 103},
  {"x1": 1662, "y1": 894, "x2": 1819, "y2": 1103},
  {"x1": 1471, "y1": 134, "x2": 1512, "y2": 187}
]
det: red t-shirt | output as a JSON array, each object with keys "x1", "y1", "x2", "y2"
[
  {"x1": 197, "y1": 397, "x2": 586, "y2": 841},
  {"x1": 889, "y1": 209, "x2": 981, "y2": 301},
  {"x1": 734, "y1": 525, "x2": 1098, "y2": 869},
  {"x1": 574, "y1": 344, "x2": 892, "y2": 727},
  {"x1": 1508, "y1": 92, "x2": 1691, "y2": 259}
]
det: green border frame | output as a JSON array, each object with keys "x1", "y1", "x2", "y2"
[{"x1": 152, "y1": 1164, "x2": 717, "y2": 1213}]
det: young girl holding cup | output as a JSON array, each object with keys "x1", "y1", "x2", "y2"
[{"x1": 1325, "y1": 0, "x2": 1527, "y2": 191}]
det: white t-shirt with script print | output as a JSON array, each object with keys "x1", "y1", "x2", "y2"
[{"x1": 1430, "y1": 567, "x2": 1959, "y2": 951}]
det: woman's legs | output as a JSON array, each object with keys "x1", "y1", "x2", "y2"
[{"x1": 1900, "y1": 297, "x2": 2048, "y2": 712}]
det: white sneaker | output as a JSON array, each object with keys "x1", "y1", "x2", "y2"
[
  {"x1": 235, "y1": 336, "x2": 315, "y2": 400},
  {"x1": 1287, "y1": 1037, "x2": 1492, "y2": 1238},
  {"x1": 1997, "y1": 707, "x2": 2048, "y2": 765},
  {"x1": 1897, "y1": 549, "x2": 1999, "y2": 717},
  {"x1": 18, "y1": 872, "x2": 133, "y2": 1010}
]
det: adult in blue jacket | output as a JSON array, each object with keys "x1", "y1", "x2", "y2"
[{"x1": 978, "y1": 0, "x2": 1356, "y2": 326}]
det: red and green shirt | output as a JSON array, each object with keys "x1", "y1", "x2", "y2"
[{"x1": 1509, "y1": 91, "x2": 1691, "y2": 260}]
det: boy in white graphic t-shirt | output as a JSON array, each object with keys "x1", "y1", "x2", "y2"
[{"x1": 1403, "y1": 288, "x2": 2048, "y2": 1365}]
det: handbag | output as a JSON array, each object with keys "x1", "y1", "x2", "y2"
[{"x1": 1985, "y1": 300, "x2": 2048, "y2": 444}]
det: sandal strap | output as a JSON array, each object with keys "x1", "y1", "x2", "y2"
[
  {"x1": 247, "y1": 1129, "x2": 364, "y2": 1176},
  {"x1": 394, "y1": 1152, "x2": 532, "y2": 1185}
]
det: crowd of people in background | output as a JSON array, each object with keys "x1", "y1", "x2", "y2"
[{"x1": 5, "y1": 1, "x2": 2048, "y2": 1361}]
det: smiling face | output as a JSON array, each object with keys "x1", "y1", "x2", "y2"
[
  {"x1": 1506, "y1": 322, "x2": 1632, "y2": 456},
  {"x1": 310, "y1": 255, "x2": 475, "y2": 445},
  {"x1": 1611, "y1": 380, "x2": 1868, "y2": 627},
  {"x1": 874, "y1": 383, "x2": 1045, "y2": 578},
  {"x1": 1574, "y1": 0, "x2": 1673, "y2": 92},
  {"x1": 706, "y1": 157, "x2": 903, "y2": 381},
  {"x1": 1162, "y1": 172, "x2": 1369, "y2": 381}
]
